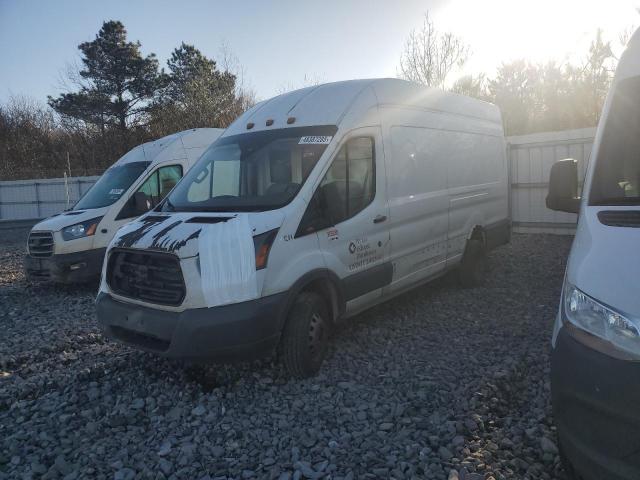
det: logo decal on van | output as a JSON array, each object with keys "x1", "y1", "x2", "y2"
[
  {"x1": 299, "y1": 136, "x2": 332, "y2": 145},
  {"x1": 327, "y1": 228, "x2": 339, "y2": 241},
  {"x1": 347, "y1": 237, "x2": 382, "y2": 271}
]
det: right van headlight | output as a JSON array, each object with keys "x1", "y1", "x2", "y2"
[{"x1": 564, "y1": 283, "x2": 640, "y2": 355}]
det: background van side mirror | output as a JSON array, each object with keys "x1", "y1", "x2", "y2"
[
  {"x1": 546, "y1": 158, "x2": 580, "y2": 214},
  {"x1": 115, "y1": 192, "x2": 154, "y2": 220},
  {"x1": 133, "y1": 192, "x2": 153, "y2": 215}
]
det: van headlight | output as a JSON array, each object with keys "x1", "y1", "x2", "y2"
[
  {"x1": 564, "y1": 283, "x2": 640, "y2": 354},
  {"x1": 61, "y1": 217, "x2": 102, "y2": 241}
]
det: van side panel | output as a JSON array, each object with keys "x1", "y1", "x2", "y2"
[
  {"x1": 446, "y1": 133, "x2": 509, "y2": 263},
  {"x1": 385, "y1": 124, "x2": 449, "y2": 289},
  {"x1": 380, "y1": 105, "x2": 507, "y2": 291}
]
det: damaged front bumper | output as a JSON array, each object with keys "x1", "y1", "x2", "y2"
[{"x1": 96, "y1": 291, "x2": 288, "y2": 361}]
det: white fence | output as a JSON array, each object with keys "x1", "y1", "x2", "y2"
[
  {"x1": 508, "y1": 127, "x2": 596, "y2": 234},
  {"x1": 0, "y1": 176, "x2": 99, "y2": 221},
  {"x1": 0, "y1": 127, "x2": 598, "y2": 234}
]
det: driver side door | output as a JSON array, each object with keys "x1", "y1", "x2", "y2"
[{"x1": 301, "y1": 128, "x2": 391, "y2": 314}]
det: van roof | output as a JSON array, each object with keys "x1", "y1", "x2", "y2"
[
  {"x1": 114, "y1": 128, "x2": 223, "y2": 166},
  {"x1": 614, "y1": 27, "x2": 640, "y2": 83},
  {"x1": 223, "y1": 78, "x2": 502, "y2": 137}
]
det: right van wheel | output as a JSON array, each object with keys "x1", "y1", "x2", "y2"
[
  {"x1": 458, "y1": 238, "x2": 487, "y2": 288},
  {"x1": 280, "y1": 292, "x2": 330, "y2": 378}
]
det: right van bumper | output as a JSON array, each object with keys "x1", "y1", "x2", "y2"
[
  {"x1": 96, "y1": 291, "x2": 288, "y2": 361},
  {"x1": 25, "y1": 248, "x2": 106, "y2": 283},
  {"x1": 551, "y1": 325, "x2": 640, "y2": 480}
]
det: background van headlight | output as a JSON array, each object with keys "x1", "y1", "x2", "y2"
[
  {"x1": 564, "y1": 283, "x2": 640, "y2": 354},
  {"x1": 61, "y1": 217, "x2": 102, "y2": 241}
]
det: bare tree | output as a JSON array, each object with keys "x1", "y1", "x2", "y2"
[
  {"x1": 219, "y1": 41, "x2": 257, "y2": 112},
  {"x1": 398, "y1": 12, "x2": 469, "y2": 89},
  {"x1": 451, "y1": 74, "x2": 489, "y2": 100},
  {"x1": 276, "y1": 73, "x2": 325, "y2": 95}
]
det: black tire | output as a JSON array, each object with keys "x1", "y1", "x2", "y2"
[
  {"x1": 280, "y1": 292, "x2": 331, "y2": 378},
  {"x1": 459, "y1": 238, "x2": 487, "y2": 288},
  {"x1": 559, "y1": 440, "x2": 580, "y2": 480}
]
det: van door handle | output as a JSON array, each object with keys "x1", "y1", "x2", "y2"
[{"x1": 373, "y1": 215, "x2": 387, "y2": 224}]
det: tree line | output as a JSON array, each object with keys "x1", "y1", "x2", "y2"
[
  {"x1": 0, "y1": 16, "x2": 628, "y2": 180},
  {"x1": 0, "y1": 21, "x2": 253, "y2": 180},
  {"x1": 400, "y1": 13, "x2": 621, "y2": 135}
]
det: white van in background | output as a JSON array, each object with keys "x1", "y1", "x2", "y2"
[
  {"x1": 548, "y1": 28, "x2": 640, "y2": 480},
  {"x1": 96, "y1": 79, "x2": 510, "y2": 377},
  {"x1": 25, "y1": 128, "x2": 223, "y2": 283}
]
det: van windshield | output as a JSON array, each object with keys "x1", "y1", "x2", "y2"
[
  {"x1": 75, "y1": 161, "x2": 150, "y2": 210},
  {"x1": 590, "y1": 77, "x2": 640, "y2": 206},
  {"x1": 164, "y1": 126, "x2": 337, "y2": 212}
]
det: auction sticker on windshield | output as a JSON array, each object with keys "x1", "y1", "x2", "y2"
[{"x1": 299, "y1": 136, "x2": 332, "y2": 145}]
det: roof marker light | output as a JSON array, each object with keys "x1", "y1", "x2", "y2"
[
  {"x1": 266, "y1": 119, "x2": 274, "y2": 126},
  {"x1": 287, "y1": 117, "x2": 296, "y2": 124},
  {"x1": 247, "y1": 122, "x2": 254, "y2": 130}
]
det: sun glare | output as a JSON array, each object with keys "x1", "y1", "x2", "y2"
[{"x1": 438, "y1": 0, "x2": 639, "y2": 73}]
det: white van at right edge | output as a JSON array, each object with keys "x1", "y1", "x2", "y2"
[{"x1": 548, "y1": 27, "x2": 640, "y2": 480}]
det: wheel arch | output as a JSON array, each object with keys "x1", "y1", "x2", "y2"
[{"x1": 278, "y1": 269, "x2": 345, "y2": 331}]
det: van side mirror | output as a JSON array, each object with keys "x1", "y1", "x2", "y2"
[
  {"x1": 133, "y1": 192, "x2": 153, "y2": 215},
  {"x1": 546, "y1": 158, "x2": 580, "y2": 214},
  {"x1": 115, "y1": 192, "x2": 155, "y2": 220},
  {"x1": 295, "y1": 189, "x2": 333, "y2": 237}
]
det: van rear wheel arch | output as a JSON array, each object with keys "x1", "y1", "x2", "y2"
[{"x1": 459, "y1": 226, "x2": 488, "y2": 287}]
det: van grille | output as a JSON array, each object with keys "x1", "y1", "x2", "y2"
[
  {"x1": 107, "y1": 249, "x2": 185, "y2": 306},
  {"x1": 597, "y1": 211, "x2": 640, "y2": 228},
  {"x1": 28, "y1": 231, "x2": 54, "y2": 257}
]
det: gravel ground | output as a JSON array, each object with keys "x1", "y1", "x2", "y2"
[{"x1": 0, "y1": 233, "x2": 572, "y2": 480}]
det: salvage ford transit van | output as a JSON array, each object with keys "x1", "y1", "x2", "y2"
[
  {"x1": 25, "y1": 128, "x2": 223, "y2": 283},
  {"x1": 548, "y1": 28, "x2": 640, "y2": 480},
  {"x1": 96, "y1": 79, "x2": 510, "y2": 377}
]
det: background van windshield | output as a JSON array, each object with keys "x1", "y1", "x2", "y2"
[
  {"x1": 590, "y1": 77, "x2": 640, "y2": 206},
  {"x1": 165, "y1": 126, "x2": 337, "y2": 212},
  {"x1": 75, "y1": 161, "x2": 150, "y2": 210}
]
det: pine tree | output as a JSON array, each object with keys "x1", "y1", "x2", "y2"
[{"x1": 48, "y1": 21, "x2": 162, "y2": 135}]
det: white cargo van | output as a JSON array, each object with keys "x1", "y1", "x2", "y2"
[
  {"x1": 96, "y1": 79, "x2": 510, "y2": 376},
  {"x1": 25, "y1": 128, "x2": 223, "y2": 283},
  {"x1": 548, "y1": 28, "x2": 640, "y2": 480}
]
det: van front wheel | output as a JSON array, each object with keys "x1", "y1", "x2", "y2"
[
  {"x1": 459, "y1": 238, "x2": 487, "y2": 287},
  {"x1": 280, "y1": 292, "x2": 330, "y2": 378}
]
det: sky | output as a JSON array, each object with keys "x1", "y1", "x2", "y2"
[{"x1": 1, "y1": 0, "x2": 639, "y2": 106}]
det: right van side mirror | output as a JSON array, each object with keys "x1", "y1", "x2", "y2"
[{"x1": 546, "y1": 158, "x2": 580, "y2": 214}]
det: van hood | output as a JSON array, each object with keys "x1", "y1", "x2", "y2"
[
  {"x1": 32, "y1": 207, "x2": 110, "y2": 232},
  {"x1": 568, "y1": 207, "x2": 640, "y2": 318},
  {"x1": 109, "y1": 210, "x2": 285, "y2": 259}
]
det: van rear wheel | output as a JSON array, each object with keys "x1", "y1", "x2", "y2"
[
  {"x1": 459, "y1": 238, "x2": 487, "y2": 287},
  {"x1": 280, "y1": 292, "x2": 330, "y2": 378}
]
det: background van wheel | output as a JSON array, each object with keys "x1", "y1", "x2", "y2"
[
  {"x1": 459, "y1": 238, "x2": 487, "y2": 287},
  {"x1": 280, "y1": 292, "x2": 330, "y2": 378}
]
